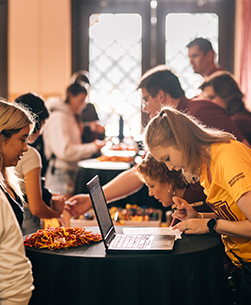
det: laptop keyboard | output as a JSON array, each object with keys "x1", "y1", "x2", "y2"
[{"x1": 111, "y1": 234, "x2": 152, "y2": 249}]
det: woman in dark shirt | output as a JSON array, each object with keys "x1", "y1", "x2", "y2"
[
  {"x1": 136, "y1": 152, "x2": 209, "y2": 226},
  {"x1": 200, "y1": 71, "x2": 251, "y2": 145}
]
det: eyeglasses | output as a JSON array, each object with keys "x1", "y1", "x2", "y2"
[{"x1": 142, "y1": 94, "x2": 151, "y2": 105}]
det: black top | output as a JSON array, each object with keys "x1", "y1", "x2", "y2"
[
  {"x1": 0, "y1": 185, "x2": 24, "y2": 228},
  {"x1": 81, "y1": 103, "x2": 105, "y2": 143},
  {"x1": 81, "y1": 103, "x2": 99, "y2": 122},
  {"x1": 231, "y1": 112, "x2": 251, "y2": 145}
]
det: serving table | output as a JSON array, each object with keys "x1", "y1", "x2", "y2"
[
  {"x1": 25, "y1": 227, "x2": 226, "y2": 305},
  {"x1": 74, "y1": 158, "x2": 131, "y2": 194}
]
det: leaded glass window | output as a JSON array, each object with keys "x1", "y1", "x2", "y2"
[
  {"x1": 165, "y1": 13, "x2": 219, "y2": 98},
  {"x1": 89, "y1": 13, "x2": 142, "y2": 137}
]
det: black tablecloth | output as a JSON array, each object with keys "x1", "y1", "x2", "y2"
[{"x1": 25, "y1": 227, "x2": 226, "y2": 305}]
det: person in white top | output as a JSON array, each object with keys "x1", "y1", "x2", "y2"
[
  {"x1": 0, "y1": 99, "x2": 34, "y2": 305},
  {"x1": 43, "y1": 83, "x2": 105, "y2": 197},
  {"x1": 70, "y1": 70, "x2": 105, "y2": 144},
  {"x1": 15, "y1": 93, "x2": 66, "y2": 235}
]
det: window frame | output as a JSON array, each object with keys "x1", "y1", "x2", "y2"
[
  {"x1": 72, "y1": 0, "x2": 235, "y2": 74},
  {"x1": 156, "y1": 0, "x2": 235, "y2": 73},
  {"x1": 71, "y1": 0, "x2": 151, "y2": 75},
  {"x1": 71, "y1": 0, "x2": 236, "y2": 130}
]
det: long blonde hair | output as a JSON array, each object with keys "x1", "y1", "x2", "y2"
[
  {"x1": 0, "y1": 99, "x2": 35, "y2": 200},
  {"x1": 144, "y1": 107, "x2": 235, "y2": 175}
]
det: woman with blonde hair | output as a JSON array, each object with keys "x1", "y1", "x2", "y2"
[
  {"x1": 144, "y1": 106, "x2": 251, "y2": 304},
  {"x1": 0, "y1": 99, "x2": 34, "y2": 304}
]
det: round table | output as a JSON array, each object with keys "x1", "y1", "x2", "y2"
[
  {"x1": 74, "y1": 159, "x2": 131, "y2": 194},
  {"x1": 25, "y1": 227, "x2": 226, "y2": 305}
]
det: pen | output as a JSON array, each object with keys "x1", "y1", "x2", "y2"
[
  {"x1": 113, "y1": 211, "x2": 119, "y2": 222},
  {"x1": 172, "y1": 201, "x2": 204, "y2": 211},
  {"x1": 113, "y1": 211, "x2": 121, "y2": 225}
]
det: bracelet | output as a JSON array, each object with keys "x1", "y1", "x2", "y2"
[{"x1": 198, "y1": 212, "x2": 204, "y2": 219}]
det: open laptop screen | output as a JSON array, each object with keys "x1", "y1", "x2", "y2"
[
  {"x1": 87, "y1": 175, "x2": 176, "y2": 252},
  {"x1": 87, "y1": 176, "x2": 113, "y2": 240}
]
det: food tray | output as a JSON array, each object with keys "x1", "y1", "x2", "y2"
[{"x1": 70, "y1": 209, "x2": 162, "y2": 227}]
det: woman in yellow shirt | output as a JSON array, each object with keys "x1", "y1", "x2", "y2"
[{"x1": 144, "y1": 106, "x2": 251, "y2": 305}]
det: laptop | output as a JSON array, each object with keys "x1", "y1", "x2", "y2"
[{"x1": 86, "y1": 175, "x2": 175, "y2": 253}]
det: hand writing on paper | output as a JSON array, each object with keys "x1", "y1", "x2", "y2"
[{"x1": 171, "y1": 196, "x2": 198, "y2": 220}]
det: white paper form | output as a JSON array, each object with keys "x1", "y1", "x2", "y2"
[{"x1": 123, "y1": 227, "x2": 182, "y2": 240}]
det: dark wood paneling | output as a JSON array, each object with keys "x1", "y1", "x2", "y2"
[{"x1": 0, "y1": 0, "x2": 7, "y2": 99}]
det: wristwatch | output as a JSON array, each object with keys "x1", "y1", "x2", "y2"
[{"x1": 207, "y1": 218, "x2": 218, "y2": 233}]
